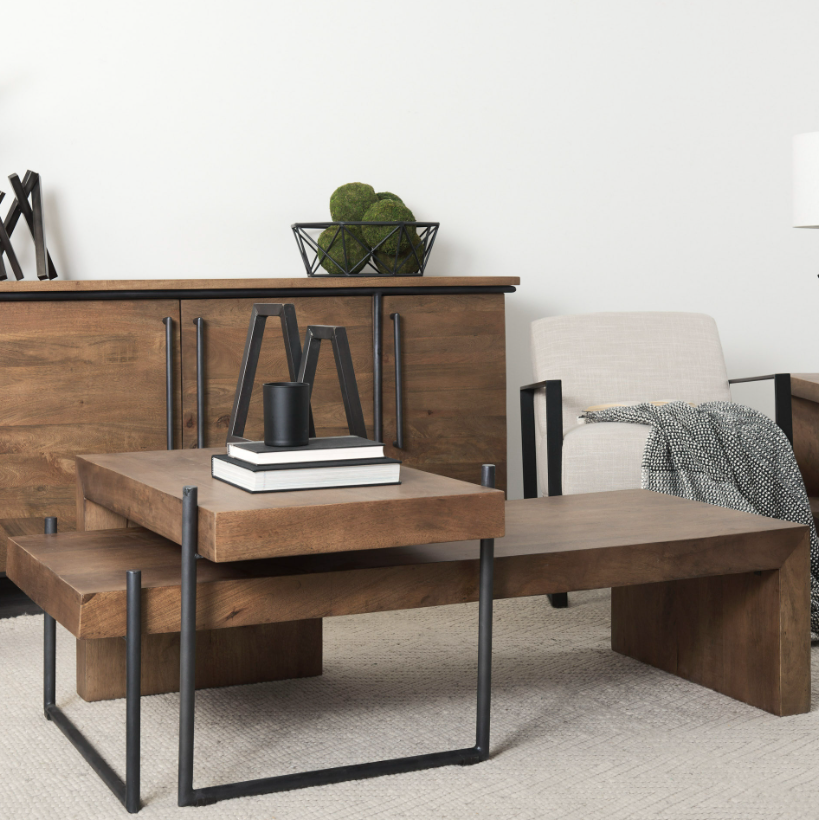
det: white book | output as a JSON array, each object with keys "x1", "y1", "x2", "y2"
[
  {"x1": 212, "y1": 455, "x2": 401, "y2": 493},
  {"x1": 227, "y1": 435, "x2": 384, "y2": 466}
]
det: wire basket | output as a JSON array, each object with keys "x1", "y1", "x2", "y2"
[{"x1": 292, "y1": 222, "x2": 439, "y2": 277}]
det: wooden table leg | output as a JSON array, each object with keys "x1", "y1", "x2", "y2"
[
  {"x1": 74, "y1": 485, "x2": 323, "y2": 702},
  {"x1": 77, "y1": 620, "x2": 322, "y2": 702},
  {"x1": 611, "y1": 535, "x2": 811, "y2": 716}
]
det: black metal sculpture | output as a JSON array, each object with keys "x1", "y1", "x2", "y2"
[
  {"x1": 0, "y1": 170, "x2": 59, "y2": 281},
  {"x1": 226, "y1": 303, "x2": 366, "y2": 444}
]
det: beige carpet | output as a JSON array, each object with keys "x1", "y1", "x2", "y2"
[{"x1": 0, "y1": 589, "x2": 816, "y2": 820}]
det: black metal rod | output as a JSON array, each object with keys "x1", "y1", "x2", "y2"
[
  {"x1": 44, "y1": 614, "x2": 56, "y2": 715},
  {"x1": 193, "y1": 318, "x2": 205, "y2": 448},
  {"x1": 774, "y1": 373, "x2": 793, "y2": 446},
  {"x1": 520, "y1": 388, "x2": 538, "y2": 499},
  {"x1": 7, "y1": 172, "x2": 58, "y2": 279},
  {"x1": 545, "y1": 380, "x2": 563, "y2": 497},
  {"x1": 373, "y1": 293, "x2": 383, "y2": 442},
  {"x1": 0, "y1": 286, "x2": 516, "y2": 303},
  {"x1": 728, "y1": 375, "x2": 778, "y2": 384},
  {"x1": 30, "y1": 174, "x2": 49, "y2": 281},
  {"x1": 475, "y1": 464, "x2": 495, "y2": 760},
  {"x1": 0, "y1": 219, "x2": 25, "y2": 281},
  {"x1": 728, "y1": 373, "x2": 793, "y2": 446},
  {"x1": 188, "y1": 748, "x2": 481, "y2": 806},
  {"x1": 520, "y1": 381, "x2": 563, "y2": 497},
  {"x1": 297, "y1": 326, "x2": 367, "y2": 439},
  {"x1": 43, "y1": 517, "x2": 57, "y2": 715},
  {"x1": 163, "y1": 317, "x2": 173, "y2": 450},
  {"x1": 390, "y1": 313, "x2": 403, "y2": 449},
  {"x1": 178, "y1": 486, "x2": 198, "y2": 807},
  {"x1": 226, "y1": 304, "x2": 306, "y2": 444},
  {"x1": 46, "y1": 705, "x2": 128, "y2": 804},
  {"x1": 126, "y1": 570, "x2": 142, "y2": 814}
]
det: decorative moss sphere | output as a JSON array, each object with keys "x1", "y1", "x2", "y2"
[
  {"x1": 361, "y1": 199, "x2": 417, "y2": 254},
  {"x1": 317, "y1": 226, "x2": 369, "y2": 275},
  {"x1": 376, "y1": 191, "x2": 403, "y2": 203},
  {"x1": 375, "y1": 232, "x2": 424, "y2": 274},
  {"x1": 329, "y1": 183, "x2": 378, "y2": 222}
]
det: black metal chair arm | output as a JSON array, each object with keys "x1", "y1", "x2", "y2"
[
  {"x1": 728, "y1": 373, "x2": 792, "y2": 445},
  {"x1": 520, "y1": 380, "x2": 563, "y2": 499}
]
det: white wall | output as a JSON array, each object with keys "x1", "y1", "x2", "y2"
[{"x1": 3, "y1": 0, "x2": 817, "y2": 497}]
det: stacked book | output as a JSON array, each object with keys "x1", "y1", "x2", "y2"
[{"x1": 211, "y1": 436, "x2": 401, "y2": 493}]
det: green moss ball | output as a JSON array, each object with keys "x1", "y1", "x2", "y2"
[
  {"x1": 329, "y1": 183, "x2": 378, "y2": 222},
  {"x1": 375, "y1": 232, "x2": 424, "y2": 274},
  {"x1": 317, "y1": 226, "x2": 369, "y2": 275},
  {"x1": 361, "y1": 199, "x2": 417, "y2": 254},
  {"x1": 376, "y1": 191, "x2": 403, "y2": 204}
]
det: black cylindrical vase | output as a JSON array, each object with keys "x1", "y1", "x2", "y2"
[{"x1": 263, "y1": 382, "x2": 311, "y2": 447}]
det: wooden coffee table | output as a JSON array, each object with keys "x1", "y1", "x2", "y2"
[{"x1": 8, "y1": 451, "x2": 811, "y2": 813}]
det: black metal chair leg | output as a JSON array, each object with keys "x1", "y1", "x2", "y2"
[{"x1": 547, "y1": 593, "x2": 568, "y2": 609}]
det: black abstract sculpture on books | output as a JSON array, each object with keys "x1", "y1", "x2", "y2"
[
  {"x1": 0, "y1": 171, "x2": 59, "y2": 281},
  {"x1": 226, "y1": 303, "x2": 367, "y2": 444}
]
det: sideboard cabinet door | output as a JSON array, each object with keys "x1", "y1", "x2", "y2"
[
  {"x1": 382, "y1": 294, "x2": 507, "y2": 492},
  {"x1": 0, "y1": 299, "x2": 181, "y2": 568},
  {"x1": 179, "y1": 297, "x2": 374, "y2": 447}
]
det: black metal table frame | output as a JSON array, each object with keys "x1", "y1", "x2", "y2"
[{"x1": 39, "y1": 466, "x2": 497, "y2": 813}]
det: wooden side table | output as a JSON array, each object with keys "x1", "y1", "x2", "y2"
[{"x1": 72, "y1": 449, "x2": 504, "y2": 809}]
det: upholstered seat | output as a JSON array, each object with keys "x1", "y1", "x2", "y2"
[
  {"x1": 529, "y1": 312, "x2": 732, "y2": 495},
  {"x1": 561, "y1": 423, "x2": 650, "y2": 495}
]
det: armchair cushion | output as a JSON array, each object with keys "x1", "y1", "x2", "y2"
[
  {"x1": 562, "y1": 423, "x2": 650, "y2": 494},
  {"x1": 531, "y1": 312, "x2": 731, "y2": 495}
]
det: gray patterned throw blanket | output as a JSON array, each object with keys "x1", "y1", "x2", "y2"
[{"x1": 583, "y1": 401, "x2": 819, "y2": 637}]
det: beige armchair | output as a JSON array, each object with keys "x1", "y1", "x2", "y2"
[{"x1": 520, "y1": 311, "x2": 794, "y2": 607}]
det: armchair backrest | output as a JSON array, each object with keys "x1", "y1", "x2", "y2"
[{"x1": 530, "y1": 312, "x2": 732, "y2": 433}]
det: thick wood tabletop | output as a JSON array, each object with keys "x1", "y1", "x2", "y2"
[
  {"x1": 75, "y1": 449, "x2": 504, "y2": 562},
  {"x1": 8, "y1": 489, "x2": 807, "y2": 640}
]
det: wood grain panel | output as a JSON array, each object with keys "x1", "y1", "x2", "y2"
[
  {"x1": 0, "y1": 300, "x2": 181, "y2": 543},
  {"x1": 179, "y1": 297, "x2": 374, "y2": 448},
  {"x1": 791, "y1": 373, "x2": 819, "y2": 404},
  {"x1": 10, "y1": 491, "x2": 807, "y2": 638},
  {"x1": 76, "y1": 620, "x2": 322, "y2": 702},
  {"x1": 9, "y1": 490, "x2": 809, "y2": 714},
  {"x1": 382, "y1": 294, "x2": 507, "y2": 492},
  {"x1": 0, "y1": 517, "x2": 57, "y2": 574},
  {"x1": 75, "y1": 451, "x2": 505, "y2": 562},
  {"x1": 792, "y1": 395, "x2": 818, "y2": 498},
  {"x1": 611, "y1": 536, "x2": 810, "y2": 717}
]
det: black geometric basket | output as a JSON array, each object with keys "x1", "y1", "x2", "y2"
[{"x1": 292, "y1": 222, "x2": 439, "y2": 277}]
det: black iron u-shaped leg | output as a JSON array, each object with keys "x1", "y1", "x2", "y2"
[
  {"x1": 44, "y1": 515, "x2": 142, "y2": 813},
  {"x1": 178, "y1": 468, "x2": 496, "y2": 808}
]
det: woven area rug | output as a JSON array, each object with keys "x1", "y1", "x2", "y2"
[{"x1": 0, "y1": 589, "x2": 816, "y2": 820}]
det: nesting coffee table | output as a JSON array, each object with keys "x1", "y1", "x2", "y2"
[{"x1": 7, "y1": 447, "x2": 812, "y2": 813}]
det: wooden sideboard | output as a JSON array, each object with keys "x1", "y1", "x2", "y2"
[{"x1": 0, "y1": 277, "x2": 518, "y2": 572}]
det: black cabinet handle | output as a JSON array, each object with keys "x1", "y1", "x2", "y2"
[
  {"x1": 162, "y1": 317, "x2": 174, "y2": 450},
  {"x1": 193, "y1": 318, "x2": 205, "y2": 448},
  {"x1": 390, "y1": 313, "x2": 404, "y2": 449}
]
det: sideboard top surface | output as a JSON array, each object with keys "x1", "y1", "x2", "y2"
[{"x1": 0, "y1": 276, "x2": 519, "y2": 294}]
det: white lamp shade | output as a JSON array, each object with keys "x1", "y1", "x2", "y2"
[{"x1": 793, "y1": 132, "x2": 819, "y2": 228}]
